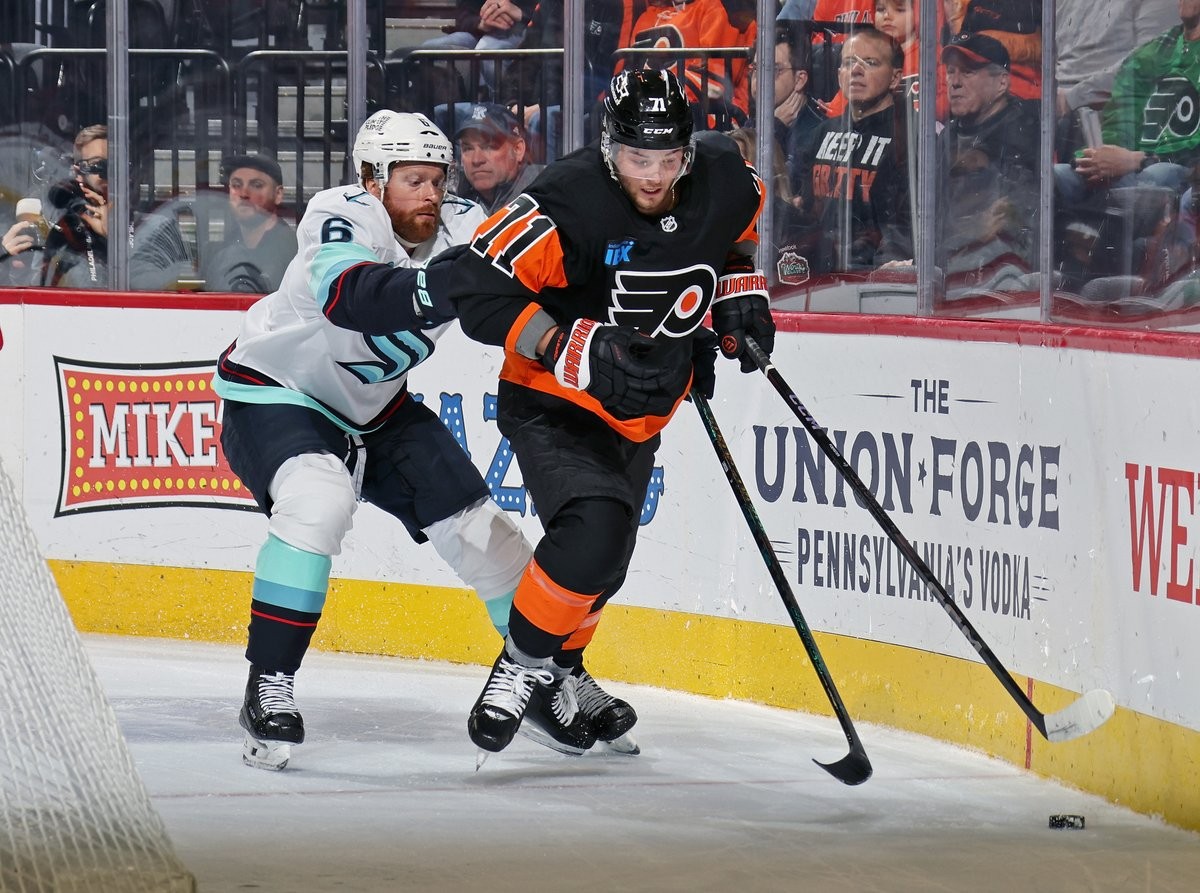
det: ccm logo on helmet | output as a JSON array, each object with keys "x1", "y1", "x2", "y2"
[{"x1": 641, "y1": 127, "x2": 675, "y2": 135}]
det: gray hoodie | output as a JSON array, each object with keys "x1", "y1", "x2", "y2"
[{"x1": 1055, "y1": 0, "x2": 1179, "y2": 112}]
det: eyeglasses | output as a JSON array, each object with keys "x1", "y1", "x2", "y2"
[
  {"x1": 839, "y1": 55, "x2": 887, "y2": 71},
  {"x1": 73, "y1": 158, "x2": 108, "y2": 177}
]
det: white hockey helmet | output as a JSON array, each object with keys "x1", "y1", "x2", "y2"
[{"x1": 352, "y1": 110, "x2": 454, "y2": 185}]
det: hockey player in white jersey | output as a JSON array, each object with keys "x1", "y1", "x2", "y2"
[{"x1": 214, "y1": 111, "x2": 533, "y2": 770}]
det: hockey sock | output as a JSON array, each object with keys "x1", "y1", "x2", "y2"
[
  {"x1": 484, "y1": 587, "x2": 515, "y2": 637},
  {"x1": 509, "y1": 558, "x2": 600, "y2": 658},
  {"x1": 246, "y1": 534, "x2": 330, "y2": 674}
]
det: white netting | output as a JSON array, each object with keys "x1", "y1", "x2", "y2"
[{"x1": 0, "y1": 457, "x2": 194, "y2": 893}]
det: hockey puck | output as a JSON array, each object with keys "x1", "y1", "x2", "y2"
[{"x1": 1048, "y1": 814, "x2": 1086, "y2": 830}]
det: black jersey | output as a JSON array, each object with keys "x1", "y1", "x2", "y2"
[
  {"x1": 450, "y1": 139, "x2": 764, "y2": 442},
  {"x1": 798, "y1": 105, "x2": 897, "y2": 272}
]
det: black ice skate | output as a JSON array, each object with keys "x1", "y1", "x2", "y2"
[
  {"x1": 519, "y1": 675, "x2": 598, "y2": 756},
  {"x1": 573, "y1": 665, "x2": 640, "y2": 755},
  {"x1": 468, "y1": 650, "x2": 554, "y2": 754},
  {"x1": 239, "y1": 665, "x2": 304, "y2": 771}
]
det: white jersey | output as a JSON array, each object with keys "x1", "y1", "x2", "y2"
[{"x1": 215, "y1": 186, "x2": 485, "y2": 433}]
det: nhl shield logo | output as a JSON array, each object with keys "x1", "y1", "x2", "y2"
[
  {"x1": 661, "y1": 215, "x2": 678, "y2": 233},
  {"x1": 776, "y1": 248, "x2": 810, "y2": 285}
]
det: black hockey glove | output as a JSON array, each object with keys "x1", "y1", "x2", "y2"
[
  {"x1": 690, "y1": 326, "x2": 718, "y2": 400},
  {"x1": 411, "y1": 244, "x2": 467, "y2": 329},
  {"x1": 711, "y1": 262, "x2": 775, "y2": 373},
  {"x1": 541, "y1": 319, "x2": 689, "y2": 419}
]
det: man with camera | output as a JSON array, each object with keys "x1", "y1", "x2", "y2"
[{"x1": 40, "y1": 124, "x2": 191, "y2": 290}]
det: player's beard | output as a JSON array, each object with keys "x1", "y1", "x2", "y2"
[
  {"x1": 619, "y1": 175, "x2": 675, "y2": 217},
  {"x1": 392, "y1": 201, "x2": 439, "y2": 244}
]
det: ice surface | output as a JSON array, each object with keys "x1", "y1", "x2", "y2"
[{"x1": 86, "y1": 635, "x2": 1200, "y2": 893}]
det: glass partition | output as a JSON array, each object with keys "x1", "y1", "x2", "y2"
[{"x1": 0, "y1": 0, "x2": 1197, "y2": 330}]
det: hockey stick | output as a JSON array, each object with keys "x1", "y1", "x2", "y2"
[
  {"x1": 692, "y1": 388, "x2": 872, "y2": 786},
  {"x1": 743, "y1": 337, "x2": 1116, "y2": 743}
]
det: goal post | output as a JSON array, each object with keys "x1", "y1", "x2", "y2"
[{"x1": 0, "y1": 456, "x2": 195, "y2": 893}]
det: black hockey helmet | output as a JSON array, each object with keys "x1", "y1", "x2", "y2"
[{"x1": 603, "y1": 69, "x2": 693, "y2": 150}]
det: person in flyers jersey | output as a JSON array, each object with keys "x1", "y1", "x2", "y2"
[
  {"x1": 214, "y1": 111, "x2": 539, "y2": 771},
  {"x1": 447, "y1": 69, "x2": 776, "y2": 758}
]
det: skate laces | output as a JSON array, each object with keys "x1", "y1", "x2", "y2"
[
  {"x1": 483, "y1": 657, "x2": 554, "y2": 716},
  {"x1": 574, "y1": 670, "x2": 616, "y2": 717},
  {"x1": 548, "y1": 675, "x2": 581, "y2": 724},
  {"x1": 256, "y1": 671, "x2": 298, "y2": 714}
]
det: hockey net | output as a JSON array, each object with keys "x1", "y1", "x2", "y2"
[{"x1": 0, "y1": 456, "x2": 194, "y2": 892}]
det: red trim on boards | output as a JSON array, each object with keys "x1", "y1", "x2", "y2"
[{"x1": 0, "y1": 287, "x2": 257, "y2": 312}]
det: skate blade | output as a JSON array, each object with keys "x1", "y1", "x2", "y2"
[
  {"x1": 475, "y1": 749, "x2": 490, "y2": 771},
  {"x1": 241, "y1": 734, "x2": 293, "y2": 771},
  {"x1": 601, "y1": 732, "x2": 640, "y2": 755},
  {"x1": 516, "y1": 723, "x2": 590, "y2": 756}
]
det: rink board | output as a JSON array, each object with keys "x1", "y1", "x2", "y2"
[{"x1": 2, "y1": 289, "x2": 1199, "y2": 830}]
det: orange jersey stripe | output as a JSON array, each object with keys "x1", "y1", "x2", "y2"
[
  {"x1": 736, "y1": 162, "x2": 766, "y2": 245},
  {"x1": 561, "y1": 611, "x2": 602, "y2": 651},
  {"x1": 513, "y1": 559, "x2": 600, "y2": 637}
]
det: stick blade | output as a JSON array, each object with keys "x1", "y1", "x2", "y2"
[
  {"x1": 814, "y1": 746, "x2": 873, "y2": 786},
  {"x1": 1044, "y1": 689, "x2": 1116, "y2": 742}
]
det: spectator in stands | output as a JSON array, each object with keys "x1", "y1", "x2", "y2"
[
  {"x1": 752, "y1": 25, "x2": 824, "y2": 194},
  {"x1": 876, "y1": 33, "x2": 1039, "y2": 291},
  {"x1": 794, "y1": 26, "x2": 901, "y2": 273},
  {"x1": 454, "y1": 103, "x2": 544, "y2": 214},
  {"x1": 821, "y1": 0, "x2": 917, "y2": 119},
  {"x1": 943, "y1": 1, "x2": 1041, "y2": 107},
  {"x1": 1054, "y1": 2, "x2": 1200, "y2": 212},
  {"x1": 495, "y1": 1, "x2": 563, "y2": 163},
  {"x1": 0, "y1": 199, "x2": 47, "y2": 287},
  {"x1": 725, "y1": 126, "x2": 812, "y2": 281},
  {"x1": 1055, "y1": 1, "x2": 1177, "y2": 121},
  {"x1": 39, "y1": 124, "x2": 192, "y2": 290},
  {"x1": 812, "y1": 0, "x2": 875, "y2": 30},
  {"x1": 778, "y1": 1, "x2": 819, "y2": 20},
  {"x1": 200, "y1": 154, "x2": 297, "y2": 294},
  {"x1": 463, "y1": 0, "x2": 630, "y2": 163},
  {"x1": 620, "y1": 0, "x2": 757, "y2": 132},
  {"x1": 873, "y1": 0, "x2": 918, "y2": 99},
  {"x1": 421, "y1": 1, "x2": 537, "y2": 100}
]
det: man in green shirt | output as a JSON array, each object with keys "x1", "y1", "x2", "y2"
[{"x1": 1055, "y1": 1, "x2": 1200, "y2": 207}]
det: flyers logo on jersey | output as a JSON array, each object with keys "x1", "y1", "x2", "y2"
[{"x1": 610, "y1": 264, "x2": 717, "y2": 338}]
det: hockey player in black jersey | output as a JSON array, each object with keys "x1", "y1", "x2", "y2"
[{"x1": 449, "y1": 69, "x2": 777, "y2": 757}]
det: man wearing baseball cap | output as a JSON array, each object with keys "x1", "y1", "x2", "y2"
[
  {"x1": 454, "y1": 103, "x2": 544, "y2": 214},
  {"x1": 876, "y1": 30, "x2": 1038, "y2": 290},
  {"x1": 941, "y1": 33, "x2": 1016, "y2": 124},
  {"x1": 201, "y1": 153, "x2": 297, "y2": 293}
]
